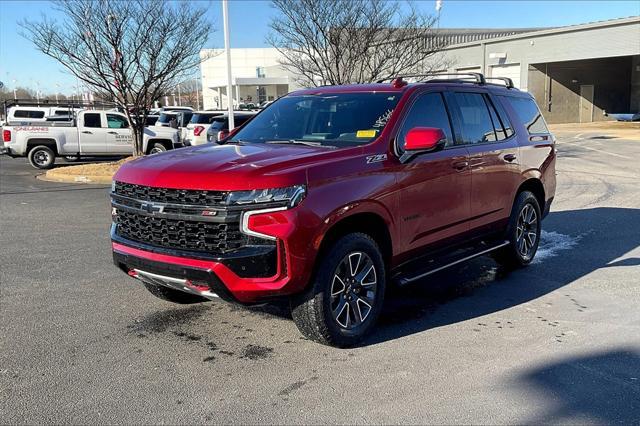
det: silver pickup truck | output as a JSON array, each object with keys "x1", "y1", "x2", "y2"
[{"x1": 1, "y1": 110, "x2": 179, "y2": 169}]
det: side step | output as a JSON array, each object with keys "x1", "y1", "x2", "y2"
[{"x1": 393, "y1": 240, "x2": 509, "y2": 286}]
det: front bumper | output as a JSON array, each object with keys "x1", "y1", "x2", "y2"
[{"x1": 112, "y1": 239, "x2": 303, "y2": 304}]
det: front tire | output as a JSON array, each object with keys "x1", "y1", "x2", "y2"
[
  {"x1": 493, "y1": 190, "x2": 542, "y2": 268},
  {"x1": 28, "y1": 145, "x2": 56, "y2": 169},
  {"x1": 148, "y1": 142, "x2": 167, "y2": 155},
  {"x1": 142, "y1": 281, "x2": 208, "y2": 304},
  {"x1": 290, "y1": 233, "x2": 386, "y2": 347}
]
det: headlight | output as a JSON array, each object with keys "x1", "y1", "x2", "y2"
[{"x1": 226, "y1": 185, "x2": 306, "y2": 208}]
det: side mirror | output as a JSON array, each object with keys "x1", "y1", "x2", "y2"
[{"x1": 400, "y1": 127, "x2": 447, "y2": 163}]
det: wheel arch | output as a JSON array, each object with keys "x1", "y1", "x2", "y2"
[
  {"x1": 145, "y1": 139, "x2": 172, "y2": 154},
  {"x1": 26, "y1": 138, "x2": 59, "y2": 155},
  {"x1": 517, "y1": 178, "x2": 545, "y2": 211},
  {"x1": 315, "y1": 211, "x2": 393, "y2": 271}
]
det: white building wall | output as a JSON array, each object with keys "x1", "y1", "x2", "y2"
[
  {"x1": 199, "y1": 48, "x2": 302, "y2": 109},
  {"x1": 441, "y1": 17, "x2": 640, "y2": 91}
]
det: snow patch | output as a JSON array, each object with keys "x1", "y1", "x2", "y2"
[{"x1": 533, "y1": 231, "x2": 580, "y2": 264}]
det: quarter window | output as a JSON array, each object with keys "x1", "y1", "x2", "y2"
[
  {"x1": 503, "y1": 96, "x2": 549, "y2": 134},
  {"x1": 83, "y1": 113, "x2": 102, "y2": 128},
  {"x1": 451, "y1": 92, "x2": 497, "y2": 144},
  {"x1": 397, "y1": 92, "x2": 454, "y2": 151}
]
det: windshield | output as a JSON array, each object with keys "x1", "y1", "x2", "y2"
[
  {"x1": 191, "y1": 113, "x2": 221, "y2": 124},
  {"x1": 229, "y1": 93, "x2": 399, "y2": 147},
  {"x1": 158, "y1": 112, "x2": 176, "y2": 124}
]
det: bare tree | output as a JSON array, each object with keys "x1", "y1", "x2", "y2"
[
  {"x1": 267, "y1": 0, "x2": 447, "y2": 87},
  {"x1": 22, "y1": 0, "x2": 214, "y2": 155}
]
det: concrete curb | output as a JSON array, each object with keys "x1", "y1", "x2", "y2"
[{"x1": 40, "y1": 169, "x2": 114, "y2": 184}]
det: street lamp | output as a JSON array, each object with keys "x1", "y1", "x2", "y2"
[{"x1": 12, "y1": 79, "x2": 17, "y2": 99}]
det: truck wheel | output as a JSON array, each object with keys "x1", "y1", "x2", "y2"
[
  {"x1": 142, "y1": 281, "x2": 208, "y2": 304},
  {"x1": 493, "y1": 190, "x2": 542, "y2": 268},
  {"x1": 149, "y1": 142, "x2": 167, "y2": 155},
  {"x1": 28, "y1": 145, "x2": 56, "y2": 169},
  {"x1": 290, "y1": 233, "x2": 386, "y2": 347}
]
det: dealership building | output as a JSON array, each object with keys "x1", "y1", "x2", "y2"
[{"x1": 200, "y1": 16, "x2": 640, "y2": 123}]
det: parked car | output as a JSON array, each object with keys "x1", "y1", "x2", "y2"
[
  {"x1": 205, "y1": 112, "x2": 256, "y2": 143},
  {"x1": 183, "y1": 111, "x2": 225, "y2": 146},
  {"x1": 158, "y1": 106, "x2": 194, "y2": 113},
  {"x1": 110, "y1": 74, "x2": 556, "y2": 347},
  {"x1": 1, "y1": 110, "x2": 179, "y2": 169},
  {"x1": 238, "y1": 102, "x2": 258, "y2": 110}
]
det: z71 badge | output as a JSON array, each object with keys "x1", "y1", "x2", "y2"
[{"x1": 366, "y1": 154, "x2": 387, "y2": 164}]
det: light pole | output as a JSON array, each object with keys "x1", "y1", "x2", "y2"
[
  {"x1": 222, "y1": 0, "x2": 234, "y2": 129},
  {"x1": 55, "y1": 83, "x2": 60, "y2": 103},
  {"x1": 177, "y1": 84, "x2": 181, "y2": 106},
  {"x1": 12, "y1": 79, "x2": 17, "y2": 99}
]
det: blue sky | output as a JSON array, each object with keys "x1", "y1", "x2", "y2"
[{"x1": 1, "y1": 0, "x2": 638, "y2": 94}]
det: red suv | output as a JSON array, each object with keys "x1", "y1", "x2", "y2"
[{"x1": 111, "y1": 74, "x2": 556, "y2": 347}]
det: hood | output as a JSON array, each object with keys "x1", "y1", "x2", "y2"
[
  {"x1": 144, "y1": 126, "x2": 178, "y2": 137},
  {"x1": 115, "y1": 143, "x2": 357, "y2": 190}
]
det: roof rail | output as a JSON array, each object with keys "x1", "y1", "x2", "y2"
[
  {"x1": 377, "y1": 72, "x2": 487, "y2": 85},
  {"x1": 485, "y1": 77, "x2": 514, "y2": 89},
  {"x1": 3, "y1": 98, "x2": 119, "y2": 110}
]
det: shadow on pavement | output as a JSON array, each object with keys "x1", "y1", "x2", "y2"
[
  {"x1": 361, "y1": 207, "x2": 640, "y2": 346},
  {"x1": 516, "y1": 348, "x2": 640, "y2": 423}
]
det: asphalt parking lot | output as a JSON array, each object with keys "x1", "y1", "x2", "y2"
[{"x1": 1, "y1": 127, "x2": 639, "y2": 424}]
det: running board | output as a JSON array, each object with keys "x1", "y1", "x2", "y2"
[{"x1": 393, "y1": 240, "x2": 509, "y2": 286}]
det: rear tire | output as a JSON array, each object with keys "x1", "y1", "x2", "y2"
[
  {"x1": 63, "y1": 155, "x2": 80, "y2": 162},
  {"x1": 290, "y1": 233, "x2": 386, "y2": 347},
  {"x1": 142, "y1": 281, "x2": 208, "y2": 304},
  {"x1": 28, "y1": 145, "x2": 56, "y2": 169},
  {"x1": 493, "y1": 190, "x2": 542, "y2": 268}
]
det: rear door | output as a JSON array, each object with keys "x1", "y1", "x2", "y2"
[
  {"x1": 445, "y1": 90, "x2": 520, "y2": 232},
  {"x1": 395, "y1": 91, "x2": 471, "y2": 255},
  {"x1": 78, "y1": 112, "x2": 106, "y2": 154},
  {"x1": 105, "y1": 113, "x2": 134, "y2": 154}
]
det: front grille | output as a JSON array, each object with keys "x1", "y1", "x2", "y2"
[
  {"x1": 115, "y1": 210, "x2": 247, "y2": 254},
  {"x1": 114, "y1": 181, "x2": 228, "y2": 206}
]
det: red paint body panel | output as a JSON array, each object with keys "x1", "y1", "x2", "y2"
[{"x1": 111, "y1": 81, "x2": 556, "y2": 303}]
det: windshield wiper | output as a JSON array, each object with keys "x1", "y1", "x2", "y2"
[{"x1": 265, "y1": 139, "x2": 334, "y2": 148}]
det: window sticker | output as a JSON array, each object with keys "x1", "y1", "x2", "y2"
[
  {"x1": 356, "y1": 129, "x2": 378, "y2": 138},
  {"x1": 373, "y1": 109, "x2": 394, "y2": 128}
]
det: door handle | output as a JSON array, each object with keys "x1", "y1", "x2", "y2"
[
  {"x1": 107, "y1": 131, "x2": 118, "y2": 135},
  {"x1": 452, "y1": 160, "x2": 469, "y2": 171},
  {"x1": 81, "y1": 130, "x2": 92, "y2": 134},
  {"x1": 504, "y1": 154, "x2": 517, "y2": 162}
]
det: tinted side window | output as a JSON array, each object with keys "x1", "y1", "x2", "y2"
[
  {"x1": 483, "y1": 95, "x2": 507, "y2": 140},
  {"x1": 14, "y1": 110, "x2": 45, "y2": 119},
  {"x1": 452, "y1": 92, "x2": 496, "y2": 144},
  {"x1": 106, "y1": 114, "x2": 129, "y2": 129},
  {"x1": 235, "y1": 116, "x2": 252, "y2": 126},
  {"x1": 492, "y1": 96, "x2": 515, "y2": 138},
  {"x1": 504, "y1": 96, "x2": 549, "y2": 134},
  {"x1": 398, "y1": 92, "x2": 454, "y2": 150},
  {"x1": 83, "y1": 113, "x2": 102, "y2": 128}
]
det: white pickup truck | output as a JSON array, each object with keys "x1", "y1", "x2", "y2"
[{"x1": 1, "y1": 110, "x2": 180, "y2": 169}]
